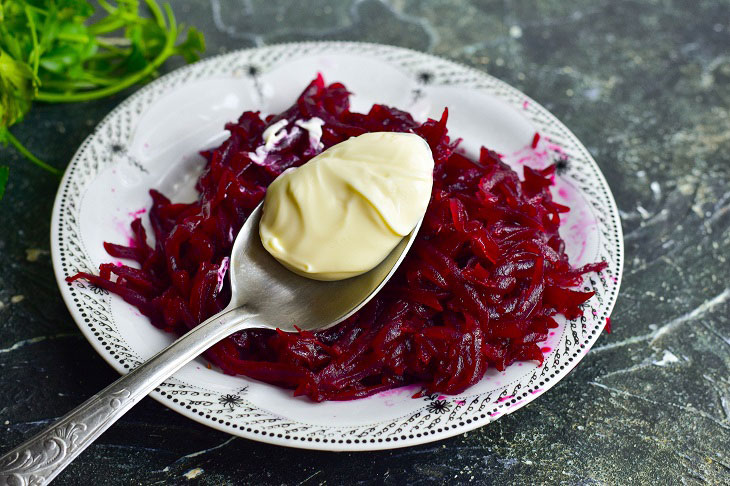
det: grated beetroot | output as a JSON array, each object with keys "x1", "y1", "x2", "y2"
[{"x1": 69, "y1": 75, "x2": 607, "y2": 401}]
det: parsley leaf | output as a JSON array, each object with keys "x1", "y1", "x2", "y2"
[
  {"x1": 0, "y1": 47, "x2": 36, "y2": 129},
  {"x1": 0, "y1": 0, "x2": 206, "y2": 201}
]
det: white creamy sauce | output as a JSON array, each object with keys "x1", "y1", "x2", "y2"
[{"x1": 259, "y1": 132, "x2": 434, "y2": 281}]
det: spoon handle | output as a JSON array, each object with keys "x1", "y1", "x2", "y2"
[{"x1": 0, "y1": 307, "x2": 254, "y2": 485}]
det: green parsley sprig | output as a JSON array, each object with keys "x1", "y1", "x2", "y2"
[{"x1": 0, "y1": 0, "x2": 205, "y2": 200}]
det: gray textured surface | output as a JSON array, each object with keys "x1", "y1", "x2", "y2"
[{"x1": 1, "y1": 0, "x2": 729, "y2": 484}]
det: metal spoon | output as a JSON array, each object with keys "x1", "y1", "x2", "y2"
[{"x1": 0, "y1": 203, "x2": 422, "y2": 484}]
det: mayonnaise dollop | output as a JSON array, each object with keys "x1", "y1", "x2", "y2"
[{"x1": 259, "y1": 132, "x2": 434, "y2": 281}]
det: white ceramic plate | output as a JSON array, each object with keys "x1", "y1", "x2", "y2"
[{"x1": 51, "y1": 42, "x2": 623, "y2": 451}]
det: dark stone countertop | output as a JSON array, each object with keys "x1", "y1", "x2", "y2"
[{"x1": 1, "y1": 1, "x2": 729, "y2": 484}]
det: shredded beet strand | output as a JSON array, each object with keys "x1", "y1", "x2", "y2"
[{"x1": 69, "y1": 75, "x2": 607, "y2": 401}]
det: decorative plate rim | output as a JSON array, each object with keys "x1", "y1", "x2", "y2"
[{"x1": 50, "y1": 41, "x2": 624, "y2": 451}]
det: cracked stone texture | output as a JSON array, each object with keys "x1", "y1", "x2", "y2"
[{"x1": 1, "y1": 0, "x2": 729, "y2": 484}]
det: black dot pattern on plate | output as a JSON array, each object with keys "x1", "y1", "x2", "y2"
[{"x1": 52, "y1": 41, "x2": 622, "y2": 450}]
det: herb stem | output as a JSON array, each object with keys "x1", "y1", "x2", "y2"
[
  {"x1": 88, "y1": 47, "x2": 131, "y2": 60},
  {"x1": 97, "y1": 0, "x2": 117, "y2": 14},
  {"x1": 24, "y1": 5, "x2": 40, "y2": 76},
  {"x1": 87, "y1": 18, "x2": 127, "y2": 35},
  {"x1": 145, "y1": 0, "x2": 166, "y2": 29},
  {"x1": 37, "y1": 51, "x2": 167, "y2": 102},
  {"x1": 55, "y1": 33, "x2": 90, "y2": 43},
  {"x1": 96, "y1": 36, "x2": 132, "y2": 48},
  {"x1": 5, "y1": 131, "x2": 61, "y2": 176},
  {"x1": 40, "y1": 79, "x2": 99, "y2": 90},
  {"x1": 23, "y1": 4, "x2": 47, "y2": 16},
  {"x1": 79, "y1": 73, "x2": 119, "y2": 85}
]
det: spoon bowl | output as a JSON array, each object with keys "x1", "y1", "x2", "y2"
[
  {"x1": 0, "y1": 202, "x2": 422, "y2": 484},
  {"x1": 230, "y1": 204, "x2": 422, "y2": 331}
]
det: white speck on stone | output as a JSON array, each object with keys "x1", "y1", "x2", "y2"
[
  {"x1": 677, "y1": 179, "x2": 696, "y2": 195},
  {"x1": 509, "y1": 25, "x2": 523, "y2": 38},
  {"x1": 584, "y1": 87, "x2": 601, "y2": 100},
  {"x1": 10, "y1": 295, "x2": 24, "y2": 304},
  {"x1": 0, "y1": 301, "x2": 4, "y2": 310},
  {"x1": 183, "y1": 468, "x2": 204, "y2": 480},
  {"x1": 3, "y1": 420, "x2": 8, "y2": 425},
  {"x1": 700, "y1": 73, "x2": 714, "y2": 88},
  {"x1": 692, "y1": 203, "x2": 705, "y2": 218},
  {"x1": 653, "y1": 350, "x2": 680, "y2": 367},
  {"x1": 495, "y1": 57, "x2": 505, "y2": 66},
  {"x1": 497, "y1": 457, "x2": 518, "y2": 469},
  {"x1": 650, "y1": 181, "x2": 661, "y2": 200}
]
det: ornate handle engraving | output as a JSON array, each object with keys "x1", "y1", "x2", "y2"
[
  {"x1": 0, "y1": 308, "x2": 252, "y2": 485},
  {"x1": 0, "y1": 389, "x2": 130, "y2": 486}
]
